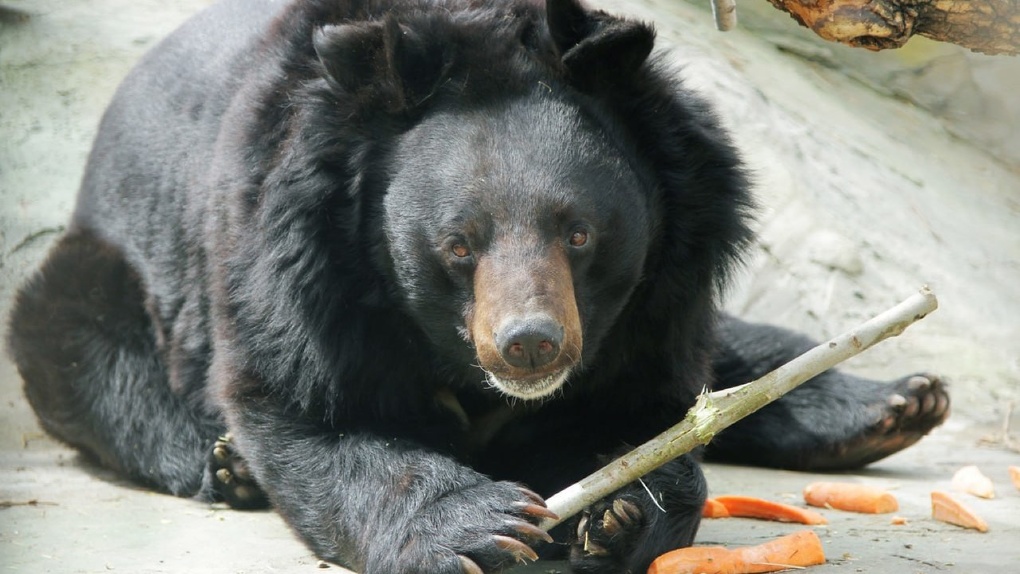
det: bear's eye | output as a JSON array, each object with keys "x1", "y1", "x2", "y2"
[
  {"x1": 450, "y1": 242, "x2": 472, "y2": 258},
  {"x1": 568, "y1": 229, "x2": 589, "y2": 248}
]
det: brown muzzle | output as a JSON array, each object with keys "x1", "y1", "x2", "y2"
[{"x1": 469, "y1": 245, "x2": 582, "y2": 399}]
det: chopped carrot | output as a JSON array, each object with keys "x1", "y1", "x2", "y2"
[
  {"x1": 1009, "y1": 466, "x2": 1020, "y2": 492},
  {"x1": 931, "y1": 490, "x2": 989, "y2": 532},
  {"x1": 890, "y1": 516, "x2": 908, "y2": 525},
  {"x1": 802, "y1": 481, "x2": 898, "y2": 514},
  {"x1": 703, "y1": 498, "x2": 731, "y2": 518},
  {"x1": 951, "y1": 465, "x2": 995, "y2": 499},
  {"x1": 647, "y1": 529, "x2": 826, "y2": 574},
  {"x1": 711, "y1": 495, "x2": 827, "y2": 525}
]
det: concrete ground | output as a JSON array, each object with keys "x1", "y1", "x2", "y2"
[{"x1": 1, "y1": 1, "x2": 1018, "y2": 573}]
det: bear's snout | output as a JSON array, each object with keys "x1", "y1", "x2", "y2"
[
  {"x1": 495, "y1": 314, "x2": 563, "y2": 370},
  {"x1": 469, "y1": 245, "x2": 582, "y2": 400}
]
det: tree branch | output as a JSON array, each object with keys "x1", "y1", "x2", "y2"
[
  {"x1": 540, "y1": 286, "x2": 939, "y2": 529},
  {"x1": 761, "y1": 0, "x2": 1020, "y2": 55}
]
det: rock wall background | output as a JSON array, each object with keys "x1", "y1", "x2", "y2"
[{"x1": 1, "y1": 0, "x2": 1017, "y2": 450}]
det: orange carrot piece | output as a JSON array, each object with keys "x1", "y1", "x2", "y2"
[
  {"x1": 712, "y1": 495, "x2": 827, "y2": 525},
  {"x1": 703, "y1": 498, "x2": 731, "y2": 518},
  {"x1": 931, "y1": 490, "x2": 989, "y2": 532},
  {"x1": 802, "y1": 482, "x2": 898, "y2": 514},
  {"x1": 1009, "y1": 466, "x2": 1020, "y2": 492},
  {"x1": 647, "y1": 530, "x2": 826, "y2": 574}
]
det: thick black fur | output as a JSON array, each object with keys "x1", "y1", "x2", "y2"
[{"x1": 6, "y1": 0, "x2": 948, "y2": 573}]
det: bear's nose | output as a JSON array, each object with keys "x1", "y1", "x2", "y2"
[{"x1": 495, "y1": 315, "x2": 563, "y2": 370}]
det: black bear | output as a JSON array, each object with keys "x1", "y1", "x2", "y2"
[{"x1": 7, "y1": 0, "x2": 949, "y2": 572}]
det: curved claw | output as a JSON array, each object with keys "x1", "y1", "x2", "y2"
[
  {"x1": 601, "y1": 509, "x2": 622, "y2": 536},
  {"x1": 509, "y1": 520, "x2": 554, "y2": 543},
  {"x1": 575, "y1": 512, "x2": 589, "y2": 539},
  {"x1": 216, "y1": 468, "x2": 234, "y2": 485},
  {"x1": 517, "y1": 486, "x2": 546, "y2": 506},
  {"x1": 907, "y1": 375, "x2": 932, "y2": 391},
  {"x1": 933, "y1": 392, "x2": 950, "y2": 419},
  {"x1": 458, "y1": 554, "x2": 484, "y2": 574},
  {"x1": 213, "y1": 445, "x2": 229, "y2": 462},
  {"x1": 887, "y1": 393, "x2": 907, "y2": 409},
  {"x1": 902, "y1": 399, "x2": 920, "y2": 418},
  {"x1": 612, "y1": 498, "x2": 641, "y2": 525},
  {"x1": 516, "y1": 501, "x2": 559, "y2": 521},
  {"x1": 492, "y1": 534, "x2": 539, "y2": 563}
]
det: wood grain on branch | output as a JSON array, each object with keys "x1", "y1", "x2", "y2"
[{"x1": 764, "y1": 0, "x2": 1020, "y2": 55}]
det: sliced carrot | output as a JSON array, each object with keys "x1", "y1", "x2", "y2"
[
  {"x1": 1009, "y1": 466, "x2": 1020, "y2": 492},
  {"x1": 931, "y1": 490, "x2": 989, "y2": 532},
  {"x1": 712, "y1": 495, "x2": 827, "y2": 525},
  {"x1": 890, "y1": 515, "x2": 908, "y2": 526},
  {"x1": 647, "y1": 529, "x2": 826, "y2": 574},
  {"x1": 703, "y1": 498, "x2": 731, "y2": 518},
  {"x1": 951, "y1": 465, "x2": 995, "y2": 499},
  {"x1": 802, "y1": 481, "x2": 898, "y2": 514}
]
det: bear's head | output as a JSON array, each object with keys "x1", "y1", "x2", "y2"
[
  {"x1": 304, "y1": 0, "x2": 750, "y2": 402},
  {"x1": 382, "y1": 95, "x2": 653, "y2": 400}
]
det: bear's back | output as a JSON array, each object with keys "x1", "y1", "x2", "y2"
[{"x1": 74, "y1": 0, "x2": 285, "y2": 234}]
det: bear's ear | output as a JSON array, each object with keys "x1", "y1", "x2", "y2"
[
  {"x1": 313, "y1": 18, "x2": 450, "y2": 110},
  {"x1": 546, "y1": 0, "x2": 654, "y2": 91},
  {"x1": 313, "y1": 22, "x2": 386, "y2": 93}
]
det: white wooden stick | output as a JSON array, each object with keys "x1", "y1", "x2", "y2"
[{"x1": 540, "y1": 286, "x2": 938, "y2": 529}]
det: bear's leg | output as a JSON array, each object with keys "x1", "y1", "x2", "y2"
[
  {"x1": 568, "y1": 454, "x2": 705, "y2": 574},
  {"x1": 7, "y1": 230, "x2": 223, "y2": 497},
  {"x1": 216, "y1": 388, "x2": 558, "y2": 574},
  {"x1": 706, "y1": 314, "x2": 949, "y2": 470}
]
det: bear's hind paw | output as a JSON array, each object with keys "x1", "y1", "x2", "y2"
[
  {"x1": 570, "y1": 497, "x2": 644, "y2": 571},
  {"x1": 205, "y1": 433, "x2": 269, "y2": 510}
]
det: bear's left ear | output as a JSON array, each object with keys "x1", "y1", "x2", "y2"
[
  {"x1": 313, "y1": 17, "x2": 450, "y2": 111},
  {"x1": 546, "y1": 0, "x2": 655, "y2": 91}
]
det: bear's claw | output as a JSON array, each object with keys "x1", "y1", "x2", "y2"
[
  {"x1": 514, "y1": 488, "x2": 559, "y2": 521},
  {"x1": 207, "y1": 433, "x2": 268, "y2": 509},
  {"x1": 572, "y1": 495, "x2": 645, "y2": 565},
  {"x1": 509, "y1": 520, "x2": 554, "y2": 543},
  {"x1": 458, "y1": 555, "x2": 484, "y2": 574},
  {"x1": 879, "y1": 373, "x2": 949, "y2": 434},
  {"x1": 492, "y1": 534, "x2": 539, "y2": 562}
]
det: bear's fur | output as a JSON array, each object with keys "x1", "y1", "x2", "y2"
[{"x1": 7, "y1": 0, "x2": 949, "y2": 572}]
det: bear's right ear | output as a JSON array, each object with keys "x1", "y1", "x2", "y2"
[
  {"x1": 546, "y1": 0, "x2": 655, "y2": 91},
  {"x1": 313, "y1": 19, "x2": 450, "y2": 110},
  {"x1": 313, "y1": 22, "x2": 386, "y2": 95}
]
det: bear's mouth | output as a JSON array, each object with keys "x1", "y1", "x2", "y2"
[{"x1": 483, "y1": 368, "x2": 571, "y2": 401}]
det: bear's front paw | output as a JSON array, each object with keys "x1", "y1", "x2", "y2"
[
  {"x1": 384, "y1": 483, "x2": 556, "y2": 574},
  {"x1": 569, "y1": 496, "x2": 644, "y2": 574},
  {"x1": 456, "y1": 486, "x2": 557, "y2": 573}
]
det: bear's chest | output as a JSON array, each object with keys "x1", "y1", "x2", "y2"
[{"x1": 434, "y1": 387, "x2": 538, "y2": 454}]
